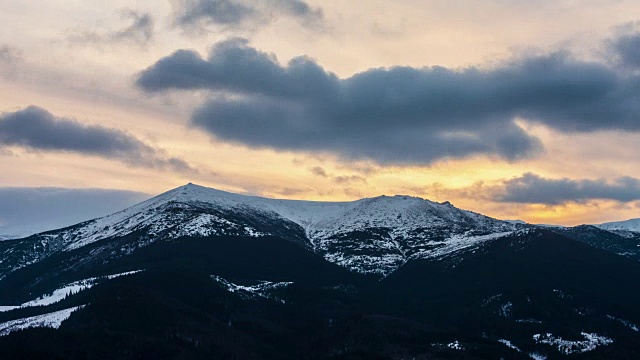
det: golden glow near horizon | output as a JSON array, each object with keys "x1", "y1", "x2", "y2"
[{"x1": 2, "y1": 0, "x2": 640, "y2": 227}]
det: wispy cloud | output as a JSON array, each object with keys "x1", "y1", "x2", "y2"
[
  {"x1": 0, "y1": 44, "x2": 23, "y2": 79},
  {"x1": 333, "y1": 175, "x2": 366, "y2": 185},
  {"x1": 310, "y1": 166, "x2": 328, "y2": 177},
  {"x1": 171, "y1": 0, "x2": 324, "y2": 31},
  {"x1": 0, "y1": 45, "x2": 22, "y2": 64},
  {"x1": 309, "y1": 166, "x2": 367, "y2": 185},
  {"x1": 69, "y1": 9, "x2": 154, "y2": 47}
]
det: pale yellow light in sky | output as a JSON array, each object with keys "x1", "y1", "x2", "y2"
[{"x1": 2, "y1": 1, "x2": 640, "y2": 225}]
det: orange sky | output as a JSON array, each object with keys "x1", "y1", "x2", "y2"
[{"x1": 1, "y1": 0, "x2": 640, "y2": 226}]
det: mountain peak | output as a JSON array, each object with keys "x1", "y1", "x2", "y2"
[
  {"x1": 168, "y1": 183, "x2": 244, "y2": 203},
  {"x1": 597, "y1": 218, "x2": 640, "y2": 233},
  {"x1": 171, "y1": 183, "x2": 439, "y2": 207},
  {"x1": 9, "y1": 182, "x2": 520, "y2": 276},
  {"x1": 178, "y1": 182, "x2": 209, "y2": 193}
]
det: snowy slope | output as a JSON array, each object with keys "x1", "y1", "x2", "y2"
[
  {"x1": 0, "y1": 270, "x2": 142, "y2": 312},
  {"x1": 41, "y1": 184, "x2": 516, "y2": 250},
  {"x1": 533, "y1": 332, "x2": 613, "y2": 355},
  {"x1": 0, "y1": 306, "x2": 83, "y2": 336},
  {"x1": 2, "y1": 183, "x2": 523, "y2": 276},
  {"x1": 211, "y1": 275, "x2": 292, "y2": 302},
  {"x1": 597, "y1": 218, "x2": 640, "y2": 233}
]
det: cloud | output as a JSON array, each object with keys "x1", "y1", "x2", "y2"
[
  {"x1": 333, "y1": 175, "x2": 366, "y2": 185},
  {"x1": 310, "y1": 166, "x2": 328, "y2": 177},
  {"x1": 493, "y1": 173, "x2": 640, "y2": 205},
  {"x1": 608, "y1": 22, "x2": 640, "y2": 69},
  {"x1": 343, "y1": 187, "x2": 363, "y2": 198},
  {"x1": 0, "y1": 187, "x2": 150, "y2": 237},
  {"x1": 69, "y1": 9, "x2": 154, "y2": 46},
  {"x1": 0, "y1": 106, "x2": 195, "y2": 172},
  {"x1": 341, "y1": 163, "x2": 379, "y2": 176},
  {"x1": 0, "y1": 45, "x2": 22, "y2": 65},
  {"x1": 111, "y1": 9, "x2": 154, "y2": 45},
  {"x1": 275, "y1": 187, "x2": 306, "y2": 196},
  {"x1": 309, "y1": 165, "x2": 367, "y2": 184},
  {"x1": 171, "y1": 0, "x2": 323, "y2": 31},
  {"x1": 0, "y1": 45, "x2": 23, "y2": 79},
  {"x1": 136, "y1": 38, "x2": 640, "y2": 165}
]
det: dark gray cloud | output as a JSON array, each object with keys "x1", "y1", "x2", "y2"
[
  {"x1": 171, "y1": 0, "x2": 323, "y2": 30},
  {"x1": 494, "y1": 173, "x2": 640, "y2": 205},
  {"x1": 0, "y1": 187, "x2": 150, "y2": 237},
  {"x1": 70, "y1": 9, "x2": 154, "y2": 46},
  {"x1": 173, "y1": 0, "x2": 253, "y2": 26},
  {"x1": 136, "y1": 38, "x2": 640, "y2": 165},
  {"x1": 0, "y1": 106, "x2": 194, "y2": 172}
]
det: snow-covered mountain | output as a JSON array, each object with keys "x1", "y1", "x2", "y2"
[
  {"x1": 597, "y1": 218, "x2": 640, "y2": 233},
  {"x1": 540, "y1": 220, "x2": 640, "y2": 263},
  {"x1": 0, "y1": 183, "x2": 522, "y2": 277},
  {"x1": 2, "y1": 184, "x2": 640, "y2": 359}
]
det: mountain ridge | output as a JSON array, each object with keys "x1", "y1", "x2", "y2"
[
  {"x1": 1, "y1": 183, "x2": 522, "y2": 277},
  {"x1": 1, "y1": 183, "x2": 640, "y2": 358},
  {"x1": 4, "y1": 183, "x2": 640, "y2": 279},
  {"x1": 596, "y1": 218, "x2": 640, "y2": 233}
]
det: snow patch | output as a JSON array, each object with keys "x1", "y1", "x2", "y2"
[
  {"x1": 597, "y1": 218, "x2": 640, "y2": 233},
  {"x1": 0, "y1": 270, "x2": 142, "y2": 312},
  {"x1": 533, "y1": 332, "x2": 613, "y2": 355},
  {"x1": 211, "y1": 275, "x2": 292, "y2": 302},
  {"x1": 412, "y1": 232, "x2": 515, "y2": 261},
  {"x1": 447, "y1": 340, "x2": 465, "y2": 351},
  {"x1": 0, "y1": 306, "x2": 83, "y2": 336},
  {"x1": 499, "y1": 301, "x2": 513, "y2": 318},
  {"x1": 529, "y1": 353, "x2": 547, "y2": 360},
  {"x1": 553, "y1": 289, "x2": 571, "y2": 299},
  {"x1": 498, "y1": 339, "x2": 521, "y2": 352},
  {"x1": 481, "y1": 293, "x2": 503, "y2": 307},
  {"x1": 607, "y1": 315, "x2": 640, "y2": 332}
]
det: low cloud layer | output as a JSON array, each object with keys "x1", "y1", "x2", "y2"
[
  {"x1": 494, "y1": 173, "x2": 640, "y2": 205},
  {"x1": 0, "y1": 106, "x2": 194, "y2": 172},
  {"x1": 0, "y1": 187, "x2": 149, "y2": 237},
  {"x1": 172, "y1": 0, "x2": 323, "y2": 31},
  {"x1": 136, "y1": 37, "x2": 640, "y2": 165}
]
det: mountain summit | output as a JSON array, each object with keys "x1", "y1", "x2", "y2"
[
  {"x1": 1, "y1": 183, "x2": 521, "y2": 278},
  {"x1": 597, "y1": 218, "x2": 640, "y2": 233}
]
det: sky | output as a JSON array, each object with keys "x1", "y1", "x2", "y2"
[{"x1": 1, "y1": 0, "x2": 640, "y2": 235}]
